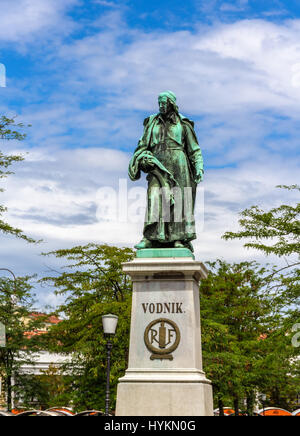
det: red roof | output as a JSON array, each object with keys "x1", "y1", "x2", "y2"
[
  {"x1": 29, "y1": 312, "x2": 61, "y2": 324},
  {"x1": 24, "y1": 312, "x2": 62, "y2": 338}
]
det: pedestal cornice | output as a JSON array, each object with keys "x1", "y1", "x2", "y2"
[{"x1": 122, "y1": 257, "x2": 208, "y2": 282}]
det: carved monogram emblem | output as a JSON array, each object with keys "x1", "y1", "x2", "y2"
[{"x1": 144, "y1": 318, "x2": 180, "y2": 360}]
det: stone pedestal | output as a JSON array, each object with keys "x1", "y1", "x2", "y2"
[{"x1": 115, "y1": 250, "x2": 213, "y2": 416}]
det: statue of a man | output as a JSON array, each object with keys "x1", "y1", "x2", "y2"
[{"x1": 129, "y1": 91, "x2": 204, "y2": 252}]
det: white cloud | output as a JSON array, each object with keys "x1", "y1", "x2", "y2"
[
  {"x1": 44, "y1": 16, "x2": 300, "y2": 118},
  {"x1": 93, "y1": 0, "x2": 119, "y2": 7},
  {"x1": 3, "y1": 16, "x2": 300, "y2": 151},
  {"x1": 0, "y1": 0, "x2": 78, "y2": 44},
  {"x1": 194, "y1": 19, "x2": 300, "y2": 109},
  {"x1": 220, "y1": 0, "x2": 249, "y2": 12}
]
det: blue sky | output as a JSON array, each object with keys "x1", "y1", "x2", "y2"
[{"x1": 0, "y1": 0, "x2": 299, "y2": 308}]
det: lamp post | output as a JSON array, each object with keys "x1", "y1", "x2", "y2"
[{"x1": 102, "y1": 314, "x2": 118, "y2": 416}]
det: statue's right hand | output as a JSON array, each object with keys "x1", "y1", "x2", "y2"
[{"x1": 140, "y1": 156, "x2": 155, "y2": 172}]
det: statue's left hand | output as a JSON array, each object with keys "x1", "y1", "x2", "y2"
[{"x1": 195, "y1": 169, "x2": 203, "y2": 184}]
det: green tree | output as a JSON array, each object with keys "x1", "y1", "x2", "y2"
[
  {"x1": 223, "y1": 185, "x2": 299, "y2": 258},
  {"x1": 254, "y1": 325, "x2": 300, "y2": 411},
  {"x1": 14, "y1": 365, "x2": 72, "y2": 410},
  {"x1": 200, "y1": 259, "x2": 299, "y2": 415},
  {"x1": 40, "y1": 244, "x2": 134, "y2": 412},
  {"x1": 0, "y1": 275, "x2": 43, "y2": 411},
  {"x1": 201, "y1": 260, "x2": 269, "y2": 415},
  {"x1": 0, "y1": 115, "x2": 34, "y2": 241},
  {"x1": 223, "y1": 185, "x2": 299, "y2": 311},
  {"x1": 222, "y1": 185, "x2": 300, "y2": 410}
]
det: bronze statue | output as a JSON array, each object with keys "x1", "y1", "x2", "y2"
[{"x1": 129, "y1": 91, "x2": 204, "y2": 252}]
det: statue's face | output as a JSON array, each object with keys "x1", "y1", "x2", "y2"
[{"x1": 158, "y1": 96, "x2": 172, "y2": 115}]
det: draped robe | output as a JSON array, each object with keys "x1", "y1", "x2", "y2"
[{"x1": 128, "y1": 112, "x2": 203, "y2": 245}]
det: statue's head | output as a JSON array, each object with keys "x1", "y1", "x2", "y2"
[{"x1": 158, "y1": 91, "x2": 178, "y2": 115}]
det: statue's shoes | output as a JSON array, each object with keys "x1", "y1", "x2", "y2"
[
  {"x1": 185, "y1": 241, "x2": 194, "y2": 252},
  {"x1": 174, "y1": 240, "x2": 185, "y2": 249},
  {"x1": 135, "y1": 239, "x2": 152, "y2": 249}
]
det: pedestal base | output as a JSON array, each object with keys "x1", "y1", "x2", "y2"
[{"x1": 116, "y1": 380, "x2": 213, "y2": 416}]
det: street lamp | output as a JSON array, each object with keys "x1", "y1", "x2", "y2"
[{"x1": 102, "y1": 314, "x2": 118, "y2": 416}]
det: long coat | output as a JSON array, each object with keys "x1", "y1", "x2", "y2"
[{"x1": 128, "y1": 112, "x2": 203, "y2": 245}]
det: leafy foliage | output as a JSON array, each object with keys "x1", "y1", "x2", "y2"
[
  {"x1": 222, "y1": 184, "x2": 299, "y2": 333},
  {"x1": 223, "y1": 185, "x2": 300, "y2": 258},
  {"x1": 14, "y1": 365, "x2": 73, "y2": 410},
  {"x1": 0, "y1": 115, "x2": 35, "y2": 242},
  {"x1": 40, "y1": 244, "x2": 134, "y2": 412},
  {"x1": 221, "y1": 186, "x2": 300, "y2": 412},
  {"x1": 0, "y1": 276, "x2": 44, "y2": 410},
  {"x1": 0, "y1": 116, "x2": 30, "y2": 141},
  {"x1": 201, "y1": 260, "x2": 300, "y2": 414}
]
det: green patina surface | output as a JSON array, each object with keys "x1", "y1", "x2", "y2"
[
  {"x1": 129, "y1": 91, "x2": 204, "y2": 252},
  {"x1": 136, "y1": 247, "x2": 194, "y2": 259}
]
